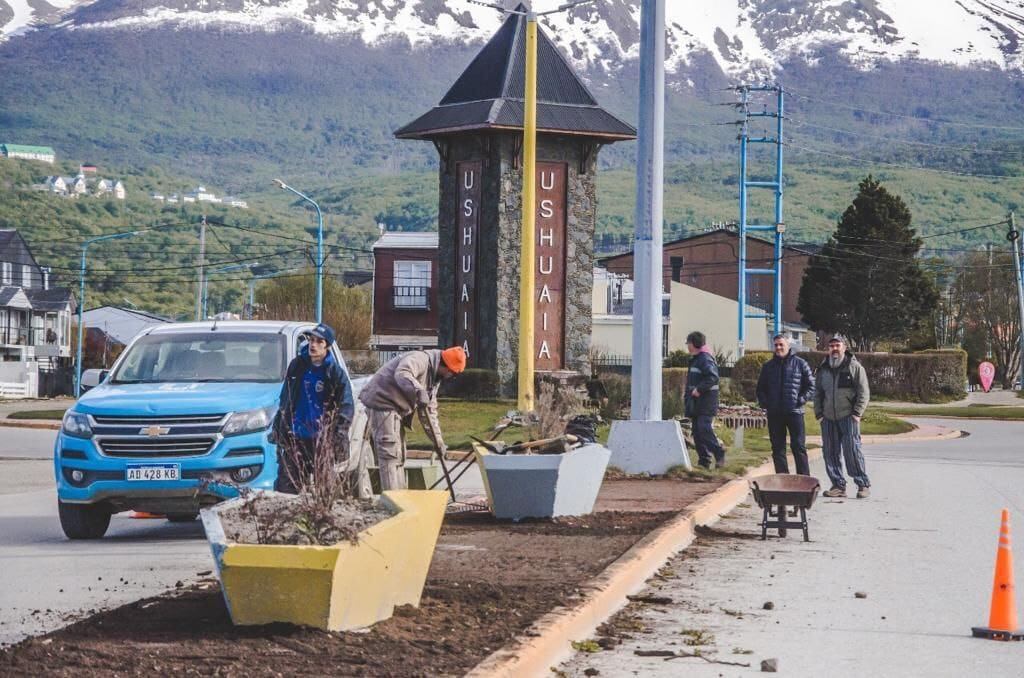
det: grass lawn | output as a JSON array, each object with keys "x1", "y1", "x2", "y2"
[
  {"x1": 406, "y1": 399, "x2": 515, "y2": 450},
  {"x1": 883, "y1": 405, "x2": 1024, "y2": 420},
  {"x1": 8, "y1": 409, "x2": 67, "y2": 420}
]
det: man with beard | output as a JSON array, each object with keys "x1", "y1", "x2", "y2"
[{"x1": 814, "y1": 335, "x2": 871, "y2": 498}]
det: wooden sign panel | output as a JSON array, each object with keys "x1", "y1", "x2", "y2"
[
  {"x1": 454, "y1": 161, "x2": 482, "y2": 360},
  {"x1": 534, "y1": 161, "x2": 567, "y2": 371}
]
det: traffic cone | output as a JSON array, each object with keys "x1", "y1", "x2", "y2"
[
  {"x1": 129, "y1": 511, "x2": 164, "y2": 519},
  {"x1": 972, "y1": 509, "x2": 1024, "y2": 641}
]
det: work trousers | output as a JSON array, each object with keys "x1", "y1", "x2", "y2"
[
  {"x1": 766, "y1": 411, "x2": 810, "y2": 475},
  {"x1": 693, "y1": 415, "x2": 725, "y2": 468},
  {"x1": 367, "y1": 408, "x2": 407, "y2": 491},
  {"x1": 821, "y1": 415, "x2": 870, "y2": 489}
]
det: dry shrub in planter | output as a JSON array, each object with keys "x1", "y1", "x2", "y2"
[{"x1": 222, "y1": 410, "x2": 385, "y2": 546}]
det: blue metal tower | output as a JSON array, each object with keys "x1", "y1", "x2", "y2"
[{"x1": 736, "y1": 83, "x2": 785, "y2": 356}]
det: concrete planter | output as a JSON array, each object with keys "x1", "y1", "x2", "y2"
[
  {"x1": 201, "y1": 489, "x2": 447, "y2": 631},
  {"x1": 473, "y1": 443, "x2": 610, "y2": 520}
]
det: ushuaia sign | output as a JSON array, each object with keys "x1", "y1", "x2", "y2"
[
  {"x1": 455, "y1": 161, "x2": 481, "y2": 359},
  {"x1": 534, "y1": 162, "x2": 567, "y2": 371}
]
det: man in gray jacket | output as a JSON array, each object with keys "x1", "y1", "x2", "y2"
[
  {"x1": 814, "y1": 335, "x2": 871, "y2": 498},
  {"x1": 358, "y1": 347, "x2": 465, "y2": 491}
]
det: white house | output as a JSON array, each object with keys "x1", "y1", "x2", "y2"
[
  {"x1": 591, "y1": 268, "x2": 770, "y2": 365},
  {"x1": 45, "y1": 176, "x2": 67, "y2": 194},
  {"x1": 95, "y1": 179, "x2": 126, "y2": 200},
  {"x1": 1, "y1": 144, "x2": 56, "y2": 164},
  {"x1": 223, "y1": 196, "x2": 248, "y2": 209},
  {"x1": 189, "y1": 186, "x2": 218, "y2": 202}
]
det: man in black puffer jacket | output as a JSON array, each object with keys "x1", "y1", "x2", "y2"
[
  {"x1": 756, "y1": 334, "x2": 814, "y2": 475},
  {"x1": 685, "y1": 331, "x2": 725, "y2": 470}
]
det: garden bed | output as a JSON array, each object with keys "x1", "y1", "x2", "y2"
[{"x1": 0, "y1": 479, "x2": 724, "y2": 677}]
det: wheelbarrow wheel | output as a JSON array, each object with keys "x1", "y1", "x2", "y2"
[
  {"x1": 777, "y1": 505, "x2": 787, "y2": 537},
  {"x1": 801, "y1": 507, "x2": 810, "y2": 542}
]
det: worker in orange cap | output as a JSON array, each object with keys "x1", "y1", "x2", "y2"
[{"x1": 358, "y1": 347, "x2": 467, "y2": 490}]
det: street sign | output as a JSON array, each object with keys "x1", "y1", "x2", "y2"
[{"x1": 980, "y1": 361, "x2": 996, "y2": 393}]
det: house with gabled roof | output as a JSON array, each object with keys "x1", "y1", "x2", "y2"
[
  {"x1": 0, "y1": 230, "x2": 75, "y2": 360},
  {"x1": 2, "y1": 144, "x2": 56, "y2": 164}
]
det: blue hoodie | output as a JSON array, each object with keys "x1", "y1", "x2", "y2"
[{"x1": 274, "y1": 346, "x2": 354, "y2": 441}]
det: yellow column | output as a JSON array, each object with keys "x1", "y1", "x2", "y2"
[{"x1": 517, "y1": 14, "x2": 538, "y2": 413}]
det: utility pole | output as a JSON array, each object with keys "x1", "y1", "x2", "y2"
[
  {"x1": 196, "y1": 216, "x2": 206, "y2": 321},
  {"x1": 517, "y1": 7, "x2": 538, "y2": 413},
  {"x1": 1010, "y1": 212, "x2": 1024, "y2": 388},
  {"x1": 735, "y1": 83, "x2": 785, "y2": 355}
]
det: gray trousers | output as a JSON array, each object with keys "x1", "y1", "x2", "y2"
[
  {"x1": 821, "y1": 416, "x2": 870, "y2": 489},
  {"x1": 367, "y1": 408, "x2": 407, "y2": 491}
]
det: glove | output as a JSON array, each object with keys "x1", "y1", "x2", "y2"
[{"x1": 416, "y1": 389, "x2": 431, "y2": 408}]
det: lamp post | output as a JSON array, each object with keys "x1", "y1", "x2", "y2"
[
  {"x1": 275, "y1": 179, "x2": 324, "y2": 324},
  {"x1": 467, "y1": 0, "x2": 595, "y2": 412},
  {"x1": 607, "y1": 0, "x2": 690, "y2": 473},
  {"x1": 75, "y1": 230, "x2": 146, "y2": 397}
]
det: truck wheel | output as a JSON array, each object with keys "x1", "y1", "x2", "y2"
[
  {"x1": 58, "y1": 501, "x2": 111, "y2": 539},
  {"x1": 166, "y1": 513, "x2": 198, "y2": 523}
]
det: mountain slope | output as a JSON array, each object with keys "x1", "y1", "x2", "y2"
[{"x1": 6, "y1": 0, "x2": 1021, "y2": 76}]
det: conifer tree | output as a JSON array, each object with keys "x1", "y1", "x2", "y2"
[{"x1": 797, "y1": 176, "x2": 939, "y2": 351}]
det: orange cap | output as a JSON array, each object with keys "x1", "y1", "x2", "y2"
[{"x1": 441, "y1": 346, "x2": 467, "y2": 374}]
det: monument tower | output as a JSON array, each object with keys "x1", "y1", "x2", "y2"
[{"x1": 395, "y1": 4, "x2": 635, "y2": 393}]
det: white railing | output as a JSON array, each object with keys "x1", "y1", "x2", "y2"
[{"x1": 0, "y1": 382, "x2": 30, "y2": 398}]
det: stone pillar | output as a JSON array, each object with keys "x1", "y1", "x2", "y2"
[{"x1": 435, "y1": 134, "x2": 598, "y2": 395}]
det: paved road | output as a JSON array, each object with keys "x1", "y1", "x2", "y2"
[
  {"x1": 560, "y1": 418, "x2": 1024, "y2": 678},
  {"x1": 0, "y1": 425, "x2": 487, "y2": 647}
]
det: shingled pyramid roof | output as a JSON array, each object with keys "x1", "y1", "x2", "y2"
[{"x1": 395, "y1": 4, "x2": 635, "y2": 142}]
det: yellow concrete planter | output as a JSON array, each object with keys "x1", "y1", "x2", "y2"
[{"x1": 200, "y1": 490, "x2": 447, "y2": 631}]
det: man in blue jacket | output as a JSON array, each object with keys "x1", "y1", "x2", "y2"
[
  {"x1": 685, "y1": 331, "x2": 725, "y2": 470},
  {"x1": 271, "y1": 323, "x2": 355, "y2": 494},
  {"x1": 756, "y1": 334, "x2": 815, "y2": 475}
]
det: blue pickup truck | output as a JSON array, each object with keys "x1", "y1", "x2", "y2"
[{"x1": 55, "y1": 320, "x2": 355, "y2": 539}]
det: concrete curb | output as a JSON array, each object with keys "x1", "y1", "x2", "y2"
[
  {"x1": 0, "y1": 420, "x2": 60, "y2": 431},
  {"x1": 465, "y1": 450, "x2": 823, "y2": 678}
]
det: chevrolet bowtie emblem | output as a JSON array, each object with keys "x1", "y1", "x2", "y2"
[{"x1": 140, "y1": 426, "x2": 171, "y2": 437}]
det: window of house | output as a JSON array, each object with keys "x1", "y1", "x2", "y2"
[
  {"x1": 392, "y1": 260, "x2": 431, "y2": 310},
  {"x1": 1, "y1": 263, "x2": 10, "y2": 286},
  {"x1": 22, "y1": 265, "x2": 31, "y2": 289}
]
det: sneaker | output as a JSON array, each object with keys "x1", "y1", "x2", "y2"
[
  {"x1": 856, "y1": 487, "x2": 870, "y2": 499},
  {"x1": 823, "y1": 486, "x2": 846, "y2": 498}
]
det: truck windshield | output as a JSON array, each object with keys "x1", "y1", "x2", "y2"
[{"x1": 110, "y1": 332, "x2": 287, "y2": 384}]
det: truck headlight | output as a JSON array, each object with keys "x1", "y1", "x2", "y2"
[
  {"x1": 222, "y1": 406, "x2": 276, "y2": 437},
  {"x1": 62, "y1": 411, "x2": 93, "y2": 439}
]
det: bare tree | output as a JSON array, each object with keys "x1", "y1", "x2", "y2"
[{"x1": 952, "y1": 250, "x2": 1021, "y2": 387}]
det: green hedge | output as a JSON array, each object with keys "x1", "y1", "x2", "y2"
[
  {"x1": 731, "y1": 352, "x2": 772, "y2": 401},
  {"x1": 732, "y1": 349, "x2": 967, "y2": 404}
]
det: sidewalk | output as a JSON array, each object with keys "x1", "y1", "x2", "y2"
[{"x1": 557, "y1": 422, "x2": 1024, "y2": 678}]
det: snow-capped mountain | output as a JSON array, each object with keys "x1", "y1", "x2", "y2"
[{"x1": 4, "y1": 0, "x2": 1024, "y2": 74}]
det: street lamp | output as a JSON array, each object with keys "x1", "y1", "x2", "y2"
[
  {"x1": 274, "y1": 179, "x2": 324, "y2": 324},
  {"x1": 467, "y1": 0, "x2": 595, "y2": 412},
  {"x1": 75, "y1": 230, "x2": 146, "y2": 397}
]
